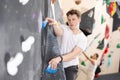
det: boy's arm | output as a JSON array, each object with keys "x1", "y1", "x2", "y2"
[
  {"x1": 46, "y1": 18, "x2": 64, "y2": 36},
  {"x1": 49, "y1": 46, "x2": 83, "y2": 69},
  {"x1": 82, "y1": 52, "x2": 95, "y2": 65}
]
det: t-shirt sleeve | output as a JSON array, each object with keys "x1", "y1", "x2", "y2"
[
  {"x1": 60, "y1": 24, "x2": 70, "y2": 31},
  {"x1": 76, "y1": 34, "x2": 87, "y2": 51}
]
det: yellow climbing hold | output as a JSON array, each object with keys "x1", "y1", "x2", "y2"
[{"x1": 117, "y1": 27, "x2": 120, "y2": 31}]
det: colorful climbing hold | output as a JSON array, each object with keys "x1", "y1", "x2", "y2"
[
  {"x1": 109, "y1": 2, "x2": 117, "y2": 16},
  {"x1": 103, "y1": 47, "x2": 108, "y2": 54},
  {"x1": 45, "y1": 64, "x2": 57, "y2": 74},
  {"x1": 51, "y1": 0, "x2": 56, "y2": 4},
  {"x1": 101, "y1": 15, "x2": 105, "y2": 24},
  {"x1": 117, "y1": 27, "x2": 120, "y2": 31},
  {"x1": 105, "y1": 25, "x2": 110, "y2": 39},
  {"x1": 97, "y1": 39, "x2": 104, "y2": 50},
  {"x1": 81, "y1": 61, "x2": 86, "y2": 66},
  {"x1": 42, "y1": 20, "x2": 48, "y2": 29},
  {"x1": 106, "y1": 57, "x2": 112, "y2": 67},
  {"x1": 108, "y1": 54, "x2": 111, "y2": 58},
  {"x1": 57, "y1": 21, "x2": 61, "y2": 27},
  {"x1": 98, "y1": 40, "x2": 101, "y2": 44},
  {"x1": 75, "y1": 0, "x2": 81, "y2": 5},
  {"x1": 116, "y1": 43, "x2": 120, "y2": 48},
  {"x1": 105, "y1": 0, "x2": 110, "y2": 6}
]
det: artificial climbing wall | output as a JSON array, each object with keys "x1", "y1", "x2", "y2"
[
  {"x1": 77, "y1": 0, "x2": 120, "y2": 78},
  {"x1": 60, "y1": 0, "x2": 120, "y2": 77},
  {"x1": 86, "y1": 1, "x2": 120, "y2": 75},
  {"x1": 0, "y1": 0, "x2": 64, "y2": 80},
  {"x1": 0, "y1": 0, "x2": 46, "y2": 80}
]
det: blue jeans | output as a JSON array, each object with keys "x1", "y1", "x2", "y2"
[{"x1": 64, "y1": 65, "x2": 78, "y2": 80}]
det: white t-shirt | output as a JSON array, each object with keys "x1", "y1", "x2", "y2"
[
  {"x1": 89, "y1": 61, "x2": 97, "y2": 72},
  {"x1": 87, "y1": 60, "x2": 98, "y2": 80},
  {"x1": 60, "y1": 24, "x2": 87, "y2": 68}
]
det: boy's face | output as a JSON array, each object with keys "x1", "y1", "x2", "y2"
[
  {"x1": 67, "y1": 14, "x2": 81, "y2": 30},
  {"x1": 92, "y1": 54, "x2": 98, "y2": 60}
]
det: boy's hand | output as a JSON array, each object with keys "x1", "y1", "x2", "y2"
[
  {"x1": 49, "y1": 57, "x2": 61, "y2": 69},
  {"x1": 45, "y1": 18, "x2": 57, "y2": 26}
]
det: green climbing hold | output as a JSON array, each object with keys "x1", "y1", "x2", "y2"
[
  {"x1": 117, "y1": 43, "x2": 120, "y2": 48},
  {"x1": 105, "y1": 0, "x2": 110, "y2": 6},
  {"x1": 101, "y1": 15, "x2": 105, "y2": 24},
  {"x1": 98, "y1": 40, "x2": 101, "y2": 44},
  {"x1": 108, "y1": 54, "x2": 111, "y2": 58},
  {"x1": 81, "y1": 61, "x2": 86, "y2": 66},
  {"x1": 97, "y1": 39, "x2": 104, "y2": 50}
]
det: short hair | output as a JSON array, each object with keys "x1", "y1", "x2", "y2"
[
  {"x1": 66, "y1": 9, "x2": 81, "y2": 18},
  {"x1": 95, "y1": 53, "x2": 99, "y2": 59}
]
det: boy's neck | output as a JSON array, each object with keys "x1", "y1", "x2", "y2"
[{"x1": 72, "y1": 29, "x2": 81, "y2": 34}]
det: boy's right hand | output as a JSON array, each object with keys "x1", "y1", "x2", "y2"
[{"x1": 45, "y1": 18, "x2": 57, "y2": 26}]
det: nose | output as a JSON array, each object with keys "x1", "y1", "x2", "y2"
[{"x1": 69, "y1": 20, "x2": 73, "y2": 24}]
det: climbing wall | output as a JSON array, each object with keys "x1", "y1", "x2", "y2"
[
  {"x1": 100, "y1": 30, "x2": 120, "y2": 75},
  {"x1": 41, "y1": 0, "x2": 66, "y2": 80},
  {"x1": 0, "y1": 0, "x2": 65, "y2": 80},
  {"x1": 0, "y1": 0, "x2": 44, "y2": 80},
  {"x1": 76, "y1": 0, "x2": 119, "y2": 80}
]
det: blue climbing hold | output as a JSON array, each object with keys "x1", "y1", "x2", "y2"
[
  {"x1": 42, "y1": 20, "x2": 48, "y2": 29},
  {"x1": 106, "y1": 57, "x2": 112, "y2": 67},
  {"x1": 45, "y1": 64, "x2": 57, "y2": 74}
]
